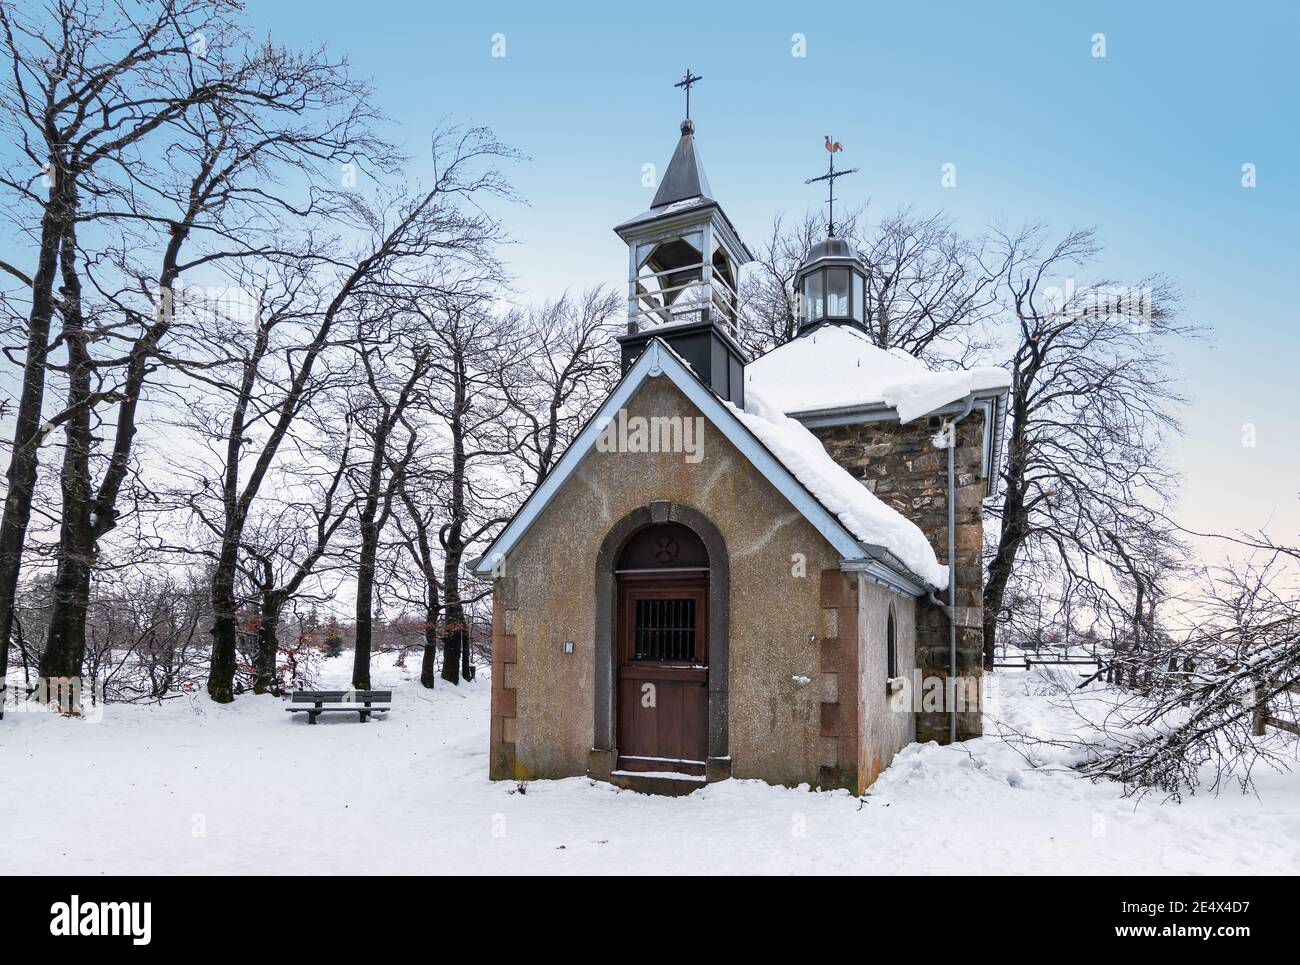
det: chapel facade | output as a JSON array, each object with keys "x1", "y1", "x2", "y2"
[{"x1": 470, "y1": 105, "x2": 1007, "y2": 795}]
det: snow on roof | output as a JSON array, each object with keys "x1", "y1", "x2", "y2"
[
  {"x1": 614, "y1": 195, "x2": 714, "y2": 233},
  {"x1": 746, "y1": 325, "x2": 1010, "y2": 423},
  {"x1": 731, "y1": 387, "x2": 947, "y2": 588}
]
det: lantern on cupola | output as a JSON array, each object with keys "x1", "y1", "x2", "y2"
[{"x1": 794, "y1": 136, "x2": 868, "y2": 334}]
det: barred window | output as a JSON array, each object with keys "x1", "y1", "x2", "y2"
[{"x1": 634, "y1": 598, "x2": 697, "y2": 662}]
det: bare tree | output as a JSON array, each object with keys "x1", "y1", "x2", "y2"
[
  {"x1": 504, "y1": 286, "x2": 620, "y2": 485},
  {"x1": 239, "y1": 428, "x2": 355, "y2": 695},
  {"x1": 859, "y1": 209, "x2": 997, "y2": 361},
  {"x1": 81, "y1": 569, "x2": 210, "y2": 702},
  {"x1": 393, "y1": 472, "x2": 446, "y2": 689},
  {"x1": 981, "y1": 225, "x2": 1192, "y2": 669},
  {"x1": 0, "y1": 0, "x2": 250, "y2": 684},
  {"x1": 380, "y1": 286, "x2": 616, "y2": 688},
  {"x1": 197, "y1": 126, "x2": 514, "y2": 702},
  {"x1": 38, "y1": 65, "x2": 379, "y2": 680},
  {"x1": 346, "y1": 309, "x2": 431, "y2": 691},
  {"x1": 1010, "y1": 535, "x2": 1300, "y2": 799},
  {"x1": 419, "y1": 296, "x2": 520, "y2": 684}
]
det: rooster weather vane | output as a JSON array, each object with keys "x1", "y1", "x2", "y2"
[{"x1": 805, "y1": 136, "x2": 859, "y2": 237}]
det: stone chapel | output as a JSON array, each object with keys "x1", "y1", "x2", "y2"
[{"x1": 469, "y1": 103, "x2": 1009, "y2": 795}]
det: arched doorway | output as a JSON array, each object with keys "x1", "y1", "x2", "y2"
[{"x1": 615, "y1": 522, "x2": 709, "y2": 776}]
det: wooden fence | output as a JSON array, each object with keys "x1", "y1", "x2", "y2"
[
  {"x1": 994, "y1": 652, "x2": 1299, "y2": 740},
  {"x1": 1252, "y1": 679, "x2": 1300, "y2": 737}
]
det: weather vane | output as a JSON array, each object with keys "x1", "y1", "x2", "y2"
[
  {"x1": 675, "y1": 68, "x2": 703, "y2": 121},
  {"x1": 805, "y1": 136, "x2": 859, "y2": 237}
]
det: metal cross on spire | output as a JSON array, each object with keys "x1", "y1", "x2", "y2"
[
  {"x1": 804, "y1": 136, "x2": 859, "y2": 237},
  {"x1": 674, "y1": 68, "x2": 703, "y2": 121}
]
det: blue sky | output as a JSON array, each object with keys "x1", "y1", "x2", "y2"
[{"x1": 254, "y1": 0, "x2": 1298, "y2": 546}]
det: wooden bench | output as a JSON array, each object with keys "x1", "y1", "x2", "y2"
[{"x1": 286, "y1": 690, "x2": 392, "y2": 724}]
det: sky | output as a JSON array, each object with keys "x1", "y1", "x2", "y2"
[{"x1": 251, "y1": 1, "x2": 1299, "y2": 549}]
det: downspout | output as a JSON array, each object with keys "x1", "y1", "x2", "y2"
[{"x1": 927, "y1": 395, "x2": 975, "y2": 744}]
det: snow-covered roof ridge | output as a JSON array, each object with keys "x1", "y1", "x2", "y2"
[
  {"x1": 731, "y1": 387, "x2": 947, "y2": 589},
  {"x1": 746, "y1": 324, "x2": 1010, "y2": 422}
]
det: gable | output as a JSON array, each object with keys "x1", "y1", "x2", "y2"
[{"x1": 469, "y1": 339, "x2": 940, "y2": 595}]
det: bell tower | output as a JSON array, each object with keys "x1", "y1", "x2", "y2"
[{"x1": 614, "y1": 70, "x2": 753, "y2": 407}]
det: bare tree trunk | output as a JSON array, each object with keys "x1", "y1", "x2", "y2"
[
  {"x1": 440, "y1": 549, "x2": 464, "y2": 686},
  {"x1": 1107, "y1": 531, "x2": 1146, "y2": 690},
  {"x1": 38, "y1": 218, "x2": 96, "y2": 681},
  {"x1": 208, "y1": 538, "x2": 242, "y2": 703},
  {"x1": 253, "y1": 595, "x2": 284, "y2": 696},
  {"x1": 352, "y1": 337, "x2": 426, "y2": 691},
  {"x1": 982, "y1": 404, "x2": 1029, "y2": 670},
  {"x1": 461, "y1": 606, "x2": 473, "y2": 681},
  {"x1": 440, "y1": 369, "x2": 467, "y2": 685},
  {"x1": 396, "y1": 489, "x2": 442, "y2": 690},
  {"x1": 353, "y1": 519, "x2": 379, "y2": 691},
  {"x1": 420, "y1": 617, "x2": 438, "y2": 689},
  {"x1": 0, "y1": 180, "x2": 72, "y2": 681}
]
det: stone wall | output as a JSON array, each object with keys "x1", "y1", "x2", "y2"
[{"x1": 810, "y1": 412, "x2": 986, "y2": 741}]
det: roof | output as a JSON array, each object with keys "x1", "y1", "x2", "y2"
[
  {"x1": 614, "y1": 195, "x2": 716, "y2": 232},
  {"x1": 468, "y1": 338, "x2": 946, "y2": 593},
  {"x1": 803, "y1": 236, "x2": 856, "y2": 263},
  {"x1": 746, "y1": 325, "x2": 1010, "y2": 420},
  {"x1": 651, "y1": 119, "x2": 712, "y2": 208},
  {"x1": 612, "y1": 121, "x2": 755, "y2": 264}
]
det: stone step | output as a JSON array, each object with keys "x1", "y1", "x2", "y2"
[{"x1": 609, "y1": 769, "x2": 708, "y2": 796}]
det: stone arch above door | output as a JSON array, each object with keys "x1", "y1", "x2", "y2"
[
  {"x1": 617, "y1": 521, "x2": 709, "y2": 570},
  {"x1": 590, "y1": 500, "x2": 730, "y2": 783}
]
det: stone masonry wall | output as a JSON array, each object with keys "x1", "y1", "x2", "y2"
[{"x1": 810, "y1": 412, "x2": 986, "y2": 742}]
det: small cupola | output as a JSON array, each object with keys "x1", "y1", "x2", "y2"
[
  {"x1": 614, "y1": 70, "x2": 752, "y2": 407},
  {"x1": 794, "y1": 236, "x2": 869, "y2": 334},
  {"x1": 795, "y1": 136, "x2": 868, "y2": 335}
]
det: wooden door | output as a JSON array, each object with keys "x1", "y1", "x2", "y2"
[{"x1": 616, "y1": 574, "x2": 709, "y2": 776}]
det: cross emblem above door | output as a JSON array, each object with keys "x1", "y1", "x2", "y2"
[{"x1": 652, "y1": 536, "x2": 679, "y2": 563}]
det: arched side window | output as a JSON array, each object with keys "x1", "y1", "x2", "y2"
[{"x1": 886, "y1": 606, "x2": 898, "y2": 681}]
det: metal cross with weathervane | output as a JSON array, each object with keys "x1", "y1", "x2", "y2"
[{"x1": 805, "y1": 136, "x2": 859, "y2": 237}]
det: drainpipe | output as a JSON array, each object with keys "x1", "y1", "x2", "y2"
[{"x1": 927, "y1": 395, "x2": 974, "y2": 745}]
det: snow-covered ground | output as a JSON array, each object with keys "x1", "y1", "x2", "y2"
[{"x1": 3, "y1": 654, "x2": 1298, "y2": 875}]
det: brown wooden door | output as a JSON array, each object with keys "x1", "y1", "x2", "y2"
[{"x1": 616, "y1": 574, "x2": 708, "y2": 776}]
